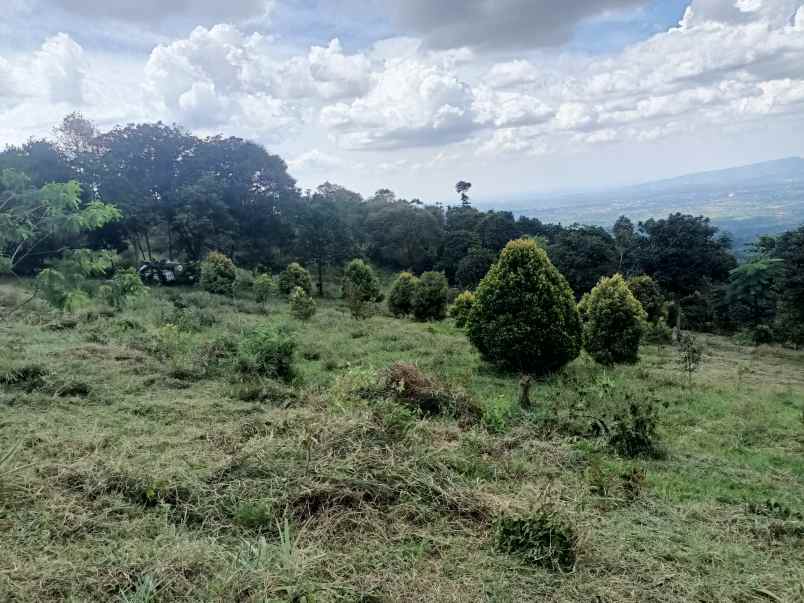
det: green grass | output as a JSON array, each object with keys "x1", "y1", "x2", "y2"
[{"x1": 1, "y1": 280, "x2": 803, "y2": 602}]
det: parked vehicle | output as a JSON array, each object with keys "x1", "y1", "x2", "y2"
[{"x1": 137, "y1": 260, "x2": 197, "y2": 285}]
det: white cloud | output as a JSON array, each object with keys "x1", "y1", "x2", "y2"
[
  {"x1": 288, "y1": 148, "x2": 345, "y2": 171},
  {"x1": 320, "y1": 57, "x2": 477, "y2": 149},
  {"x1": 33, "y1": 32, "x2": 87, "y2": 104}
]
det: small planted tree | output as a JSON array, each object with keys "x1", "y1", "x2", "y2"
[
  {"x1": 200, "y1": 251, "x2": 237, "y2": 296},
  {"x1": 278, "y1": 262, "x2": 313, "y2": 296},
  {"x1": 677, "y1": 333, "x2": 703, "y2": 383},
  {"x1": 411, "y1": 271, "x2": 449, "y2": 321},
  {"x1": 342, "y1": 259, "x2": 382, "y2": 319},
  {"x1": 254, "y1": 273, "x2": 276, "y2": 306},
  {"x1": 466, "y1": 239, "x2": 582, "y2": 406},
  {"x1": 583, "y1": 274, "x2": 647, "y2": 365},
  {"x1": 289, "y1": 286, "x2": 316, "y2": 320},
  {"x1": 388, "y1": 272, "x2": 418, "y2": 317},
  {"x1": 450, "y1": 291, "x2": 475, "y2": 328}
]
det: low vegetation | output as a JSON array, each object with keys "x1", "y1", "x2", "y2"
[{"x1": 2, "y1": 279, "x2": 803, "y2": 602}]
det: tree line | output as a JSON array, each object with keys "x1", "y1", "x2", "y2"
[{"x1": 1, "y1": 113, "x2": 802, "y2": 345}]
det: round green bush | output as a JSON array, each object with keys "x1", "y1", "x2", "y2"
[
  {"x1": 412, "y1": 271, "x2": 449, "y2": 321},
  {"x1": 627, "y1": 275, "x2": 664, "y2": 324},
  {"x1": 583, "y1": 274, "x2": 647, "y2": 365},
  {"x1": 342, "y1": 259, "x2": 382, "y2": 318},
  {"x1": 466, "y1": 238, "x2": 582, "y2": 375},
  {"x1": 388, "y1": 272, "x2": 418, "y2": 317},
  {"x1": 289, "y1": 286, "x2": 316, "y2": 320},
  {"x1": 200, "y1": 251, "x2": 237, "y2": 296},
  {"x1": 254, "y1": 273, "x2": 276, "y2": 304},
  {"x1": 278, "y1": 262, "x2": 312, "y2": 296},
  {"x1": 450, "y1": 291, "x2": 475, "y2": 328}
]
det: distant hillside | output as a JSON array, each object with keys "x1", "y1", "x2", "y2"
[
  {"x1": 628, "y1": 157, "x2": 804, "y2": 194},
  {"x1": 491, "y1": 157, "x2": 804, "y2": 253}
]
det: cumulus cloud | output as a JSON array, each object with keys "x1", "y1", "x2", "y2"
[
  {"x1": 474, "y1": 0, "x2": 804, "y2": 155},
  {"x1": 320, "y1": 57, "x2": 477, "y2": 149},
  {"x1": 33, "y1": 32, "x2": 87, "y2": 104},
  {"x1": 387, "y1": 0, "x2": 647, "y2": 50}
]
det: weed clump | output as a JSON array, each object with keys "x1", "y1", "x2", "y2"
[
  {"x1": 380, "y1": 361, "x2": 480, "y2": 423},
  {"x1": 495, "y1": 510, "x2": 578, "y2": 571},
  {"x1": 607, "y1": 401, "x2": 665, "y2": 459},
  {"x1": 236, "y1": 326, "x2": 296, "y2": 381},
  {"x1": 0, "y1": 363, "x2": 48, "y2": 392}
]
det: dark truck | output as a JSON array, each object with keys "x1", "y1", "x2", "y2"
[{"x1": 137, "y1": 260, "x2": 198, "y2": 286}]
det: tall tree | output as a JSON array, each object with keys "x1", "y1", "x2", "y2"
[
  {"x1": 549, "y1": 225, "x2": 618, "y2": 296},
  {"x1": 636, "y1": 213, "x2": 736, "y2": 297},
  {"x1": 455, "y1": 180, "x2": 472, "y2": 207},
  {"x1": 296, "y1": 192, "x2": 353, "y2": 296}
]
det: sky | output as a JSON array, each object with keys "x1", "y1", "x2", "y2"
[{"x1": 1, "y1": 0, "x2": 804, "y2": 202}]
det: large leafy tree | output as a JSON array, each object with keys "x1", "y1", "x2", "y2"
[
  {"x1": 773, "y1": 225, "x2": 804, "y2": 345},
  {"x1": 88, "y1": 122, "x2": 196, "y2": 260},
  {"x1": 727, "y1": 256, "x2": 783, "y2": 328},
  {"x1": 438, "y1": 229, "x2": 481, "y2": 283},
  {"x1": 549, "y1": 225, "x2": 618, "y2": 296},
  {"x1": 366, "y1": 200, "x2": 442, "y2": 272},
  {"x1": 477, "y1": 210, "x2": 520, "y2": 252},
  {"x1": 636, "y1": 213, "x2": 736, "y2": 297}
]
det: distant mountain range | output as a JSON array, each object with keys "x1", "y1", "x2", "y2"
[
  {"x1": 482, "y1": 157, "x2": 804, "y2": 253},
  {"x1": 627, "y1": 157, "x2": 804, "y2": 194}
]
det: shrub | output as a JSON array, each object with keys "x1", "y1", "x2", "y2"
[
  {"x1": 289, "y1": 286, "x2": 316, "y2": 320},
  {"x1": 495, "y1": 511, "x2": 578, "y2": 571},
  {"x1": 607, "y1": 401, "x2": 665, "y2": 459},
  {"x1": 254, "y1": 273, "x2": 276, "y2": 304},
  {"x1": 104, "y1": 267, "x2": 147, "y2": 309},
  {"x1": 200, "y1": 251, "x2": 237, "y2": 296},
  {"x1": 236, "y1": 326, "x2": 296, "y2": 381},
  {"x1": 278, "y1": 262, "x2": 312, "y2": 296},
  {"x1": 449, "y1": 291, "x2": 475, "y2": 328},
  {"x1": 388, "y1": 272, "x2": 418, "y2": 317},
  {"x1": 342, "y1": 259, "x2": 382, "y2": 319},
  {"x1": 627, "y1": 275, "x2": 664, "y2": 324},
  {"x1": 643, "y1": 319, "x2": 673, "y2": 347},
  {"x1": 582, "y1": 274, "x2": 647, "y2": 365},
  {"x1": 411, "y1": 271, "x2": 449, "y2": 321},
  {"x1": 466, "y1": 239, "x2": 582, "y2": 405}
]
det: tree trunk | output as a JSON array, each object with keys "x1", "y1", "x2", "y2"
[
  {"x1": 317, "y1": 261, "x2": 324, "y2": 297},
  {"x1": 518, "y1": 374, "x2": 532, "y2": 408}
]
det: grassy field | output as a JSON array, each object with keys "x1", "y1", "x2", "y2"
[{"x1": 1, "y1": 280, "x2": 803, "y2": 602}]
